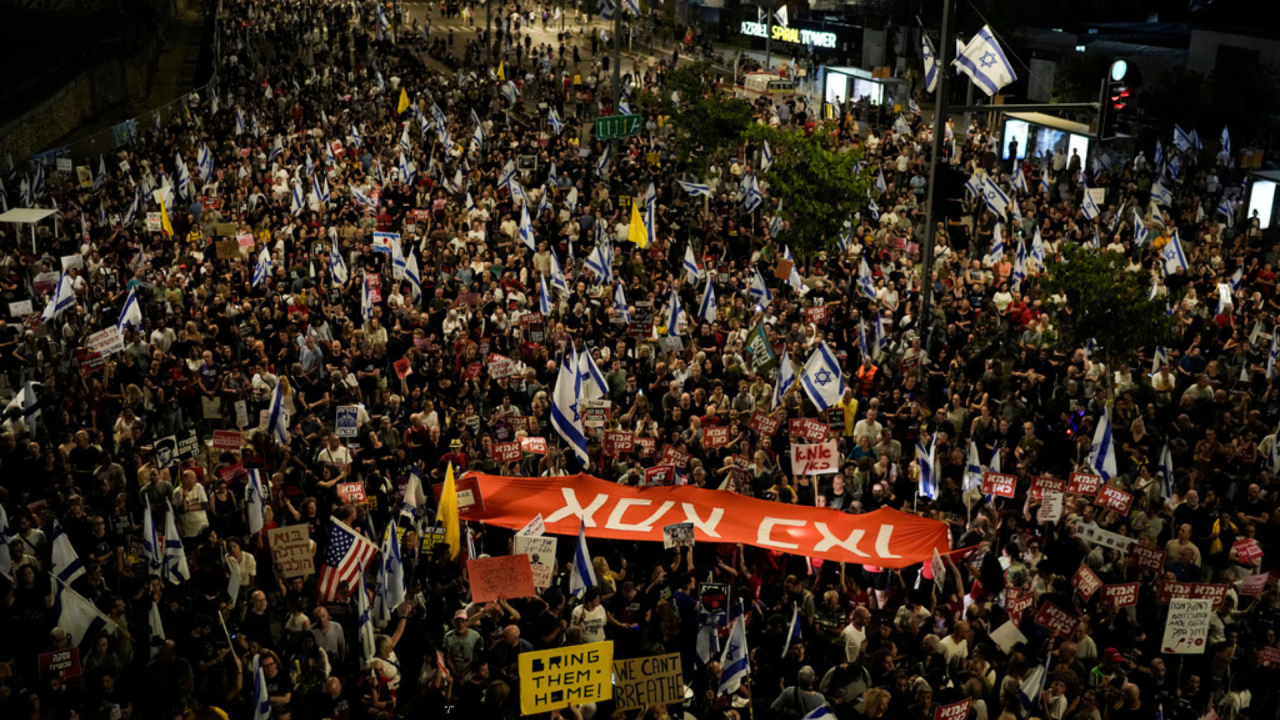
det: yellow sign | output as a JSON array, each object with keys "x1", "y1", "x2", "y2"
[{"x1": 518, "y1": 641, "x2": 613, "y2": 715}]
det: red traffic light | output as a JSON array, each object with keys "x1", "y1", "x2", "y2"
[{"x1": 1109, "y1": 86, "x2": 1129, "y2": 110}]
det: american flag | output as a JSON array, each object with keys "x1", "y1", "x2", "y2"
[{"x1": 317, "y1": 518, "x2": 378, "y2": 601}]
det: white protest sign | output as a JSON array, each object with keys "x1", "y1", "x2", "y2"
[
  {"x1": 517, "y1": 514, "x2": 546, "y2": 537},
  {"x1": 790, "y1": 440, "x2": 839, "y2": 475},
  {"x1": 931, "y1": 547, "x2": 945, "y2": 592},
  {"x1": 990, "y1": 619, "x2": 1029, "y2": 653},
  {"x1": 61, "y1": 254, "x2": 84, "y2": 271},
  {"x1": 86, "y1": 326, "x2": 125, "y2": 356},
  {"x1": 146, "y1": 213, "x2": 162, "y2": 232},
  {"x1": 9, "y1": 301, "x2": 33, "y2": 317},
  {"x1": 1038, "y1": 491, "x2": 1064, "y2": 523},
  {"x1": 514, "y1": 535, "x2": 557, "y2": 589},
  {"x1": 1161, "y1": 598, "x2": 1212, "y2": 654}
]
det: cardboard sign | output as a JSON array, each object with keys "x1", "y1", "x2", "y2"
[
  {"x1": 805, "y1": 304, "x2": 831, "y2": 325},
  {"x1": 212, "y1": 430, "x2": 242, "y2": 450},
  {"x1": 468, "y1": 554, "x2": 537, "y2": 603},
  {"x1": 582, "y1": 399, "x2": 611, "y2": 429},
  {"x1": 1097, "y1": 486, "x2": 1134, "y2": 515},
  {"x1": 1079, "y1": 525, "x2": 1136, "y2": 553},
  {"x1": 34, "y1": 271, "x2": 60, "y2": 293},
  {"x1": 268, "y1": 526, "x2": 315, "y2": 578},
  {"x1": 9, "y1": 300, "x2": 33, "y2": 317},
  {"x1": 703, "y1": 426, "x2": 731, "y2": 450},
  {"x1": 1067, "y1": 471, "x2": 1102, "y2": 496},
  {"x1": 789, "y1": 417, "x2": 829, "y2": 443},
  {"x1": 87, "y1": 326, "x2": 124, "y2": 356},
  {"x1": 1233, "y1": 539, "x2": 1264, "y2": 563},
  {"x1": 493, "y1": 441, "x2": 523, "y2": 463},
  {"x1": 61, "y1": 254, "x2": 84, "y2": 271},
  {"x1": 216, "y1": 240, "x2": 240, "y2": 259},
  {"x1": 1100, "y1": 583, "x2": 1140, "y2": 608},
  {"x1": 335, "y1": 406, "x2": 360, "y2": 437},
  {"x1": 991, "y1": 619, "x2": 1029, "y2": 653},
  {"x1": 659, "y1": 446, "x2": 691, "y2": 469},
  {"x1": 1158, "y1": 582, "x2": 1231, "y2": 609},
  {"x1": 774, "y1": 258, "x2": 794, "y2": 281},
  {"x1": 337, "y1": 482, "x2": 366, "y2": 505},
  {"x1": 236, "y1": 232, "x2": 256, "y2": 248},
  {"x1": 1127, "y1": 544, "x2": 1166, "y2": 573},
  {"x1": 489, "y1": 353, "x2": 521, "y2": 378},
  {"x1": 934, "y1": 698, "x2": 973, "y2": 720},
  {"x1": 613, "y1": 653, "x2": 683, "y2": 713},
  {"x1": 635, "y1": 437, "x2": 656, "y2": 457},
  {"x1": 514, "y1": 535, "x2": 557, "y2": 589},
  {"x1": 603, "y1": 431, "x2": 635, "y2": 456},
  {"x1": 1161, "y1": 598, "x2": 1212, "y2": 654},
  {"x1": 393, "y1": 358, "x2": 412, "y2": 379},
  {"x1": 77, "y1": 166, "x2": 94, "y2": 188},
  {"x1": 663, "y1": 522, "x2": 695, "y2": 549},
  {"x1": 981, "y1": 472, "x2": 1017, "y2": 498},
  {"x1": 645, "y1": 465, "x2": 677, "y2": 487},
  {"x1": 791, "y1": 441, "x2": 840, "y2": 475},
  {"x1": 1030, "y1": 475, "x2": 1066, "y2": 500},
  {"x1": 519, "y1": 437, "x2": 548, "y2": 455},
  {"x1": 146, "y1": 212, "x2": 162, "y2": 231},
  {"x1": 1240, "y1": 573, "x2": 1268, "y2": 596},
  {"x1": 749, "y1": 411, "x2": 781, "y2": 435},
  {"x1": 1073, "y1": 565, "x2": 1103, "y2": 600},
  {"x1": 1038, "y1": 491, "x2": 1064, "y2": 523},
  {"x1": 519, "y1": 642, "x2": 614, "y2": 715},
  {"x1": 38, "y1": 648, "x2": 81, "y2": 680},
  {"x1": 1033, "y1": 602, "x2": 1080, "y2": 638}
]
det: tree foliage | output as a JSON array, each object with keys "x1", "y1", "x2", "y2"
[
  {"x1": 642, "y1": 61, "x2": 756, "y2": 175},
  {"x1": 1038, "y1": 244, "x2": 1177, "y2": 389},
  {"x1": 746, "y1": 124, "x2": 873, "y2": 255}
]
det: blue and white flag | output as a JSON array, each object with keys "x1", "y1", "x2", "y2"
[
  {"x1": 585, "y1": 242, "x2": 613, "y2": 284},
  {"x1": 117, "y1": 287, "x2": 142, "y2": 332},
  {"x1": 761, "y1": 141, "x2": 774, "y2": 173},
  {"x1": 41, "y1": 273, "x2": 75, "y2": 322},
  {"x1": 548, "y1": 107, "x2": 564, "y2": 135},
  {"x1": 613, "y1": 282, "x2": 630, "y2": 323},
  {"x1": 917, "y1": 434, "x2": 939, "y2": 499},
  {"x1": 1268, "y1": 331, "x2": 1279, "y2": 380},
  {"x1": 249, "y1": 656, "x2": 271, "y2": 720},
  {"x1": 1221, "y1": 126, "x2": 1231, "y2": 155},
  {"x1": 749, "y1": 268, "x2": 773, "y2": 308},
  {"x1": 162, "y1": 504, "x2": 190, "y2": 584},
  {"x1": 1088, "y1": 407, "x2": 1117, "y2": 481},
  {"x1": 953, "y1": 25, "x2": 1017, "y2": 96},
  {"x1": 1133, "y1": 210, "x2": 1150, "y2": 246},
  {"x1": 52, "y1": 579, "x2": 115, "y2": 655},
  {"x1": 1151, "y1": 345, "x2": 1168, "y2": 374},
  {"x1": 683, "y1": 245, "x2": 701, "y2": 284},
  {"x1": 360, "y1": 273, "x2": 375, "y2": 328},
  {"x1": 678, "y1": 179, "x2": 712, "y2": 198},
  {"x1": 718, "y1": 610, "x2": 750, "y2": 695},
  {"x1": 330, "y1": 238, "x2": 350, "y2": 285},
  {"x1": 597, "y1": 0, "x2": 615, "y2": 21},
  {"x1": 570, "y1": 518, "x2": 596, "y2": 596},
  {"x1": 548, "y1": 250, "x2": 569, "y2": 294},
  {"x1": 1230, "y1": 267, "x2": 1244, "y2": 292},
  {"x1": 552, "y1": 356, "x2": 590, "y2": 468},
  {"x1": 1190, "y1": 128, "x2": 1203, "y2": 151},
  {"x1": 253, "y1": 246, "x2": 272, "y2": 287},
  {"x1": 1012, "y1": 163, "x2": 1029, "y2": 193},
  {"x1": 922, "y1": 36, "x2": 939, "y2": 93},
  {"x1": 1019, "y1": 653, "x2": 1052, "y2": 710},
  {"x1": 875, "y1": 168, "x2": 888, "y2": 195},
  {"x1": 802, "y1": 707, "x2": 833, "y2": 720},
  {"x1": 1081, "y1": 185, "x2": 1101, "y2": 220},
  {"x1": 985, "y1": 223, "x2": 1006, "y2": 265},
  {"x1": 50, "y1": 520, "x2": 86, "y2": 586},
  {"x1": 1161, "y1": 230, "x2": 1189, "y2": 275},
  {"x1": 1218, "y1": 197, "x2": 1234, "y2": 226},
  {"x1": 148, "y1": 599, "x2": 166, "y2": 657},
  {"x1": 981, "y1": 175, "x2": 1011, "y2": 216},
  {"x1": 373, "y1": 524, "x2": 406, "y2": 622},
  {"x1": 404, "y1": 250, "x2": 423, "y2": 305},
  {"x1": 781, "y1": 604, "x2": 803, "y2": 658},
  {"x1": 783, "y1": 246, "x2": 805, "y2": 293},
  {"x1": 742, "y1": 174, "x2": 763, "y2": 213},
  {"x1": 799, "y1": 342, "x2": 845, "y2": 411},
  {"x1": 141, "y1": 497, "x2": 163, "y2": 576},
  {"x1": 857, "y1": 257, "x2": 877, "y2": 301},
  {"x1": 0, "y1": 504, "x2": 10, "y2": 578},
  {"x1": 965, "y1": 440, "x2": 985, "y2": 493},
  {"x1": 1157, "y1": 442, "x2": 1175, "y2": 500},
  {"x1": 699, "y1": 278, "x2": 717, "y2": 324},
  {"x1": 354, "y1": 571, "x2": 376, "y2": 666},
  {"x1": 665, "y1": 288, "x2": 684, "y2": 336},
  {"x1": 577, "y1": 347, "x2": 609, "y2": 402},
  {"x1": 596, "y1": 143, "x2": 612, "y2": 177},
  {"x1": 539, "y1": 275, "x2": 553, "y2": 315},
  {"x1": 519, "y1": 205, "x2": 536, "y2": 252},
  {"x1": 1174, "y1": 125, "x2": 1193, "y2": 153},
  {"x1": 267, "y1": 376, "x2": 289, "y2": 444},
  {"x1": 245, "y1": 469, "x2": 267, "y2": 536}
]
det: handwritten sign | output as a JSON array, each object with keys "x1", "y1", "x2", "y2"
[
  {"x1": 749, "y1": 411, "x2": 781, "y2": 435},
  {"x1": 1038, "y1": 491, "x2": 1064, "y2": 523},
  {"x1": 789, "y1": 417, "x2": 829, "y2": 443},
  {"x1": 336, "y1": 482, "x2": 366, "y2": 505},
  {"x1": 1161, "y1": 598, "x2": 1212, "y2": 654},
  {"x1": 1127, "y1": 544, "x2": 1166, "y2": 573},
  {"x1": 237, "y1": 232, "x2": 256, "y2": 248},
  {"x1": 1097, "y1": 486, "x2": 1134, "y2": 515},
  {"x1": 468, "y1": 554, "x2": 537, "y2": 603},
  {"x1": 1067, "y1": 471, "x2": 1102, "y2": 496},
  {"x1": 603, "y1": 431, "x2": 634, "y2": 456},
  {"x1": 613, "y1": 653, "x2": 683, "y2": 713},
  {"x1": 645, "y1": 465, "x2": 677, "y2": 487},
  {"x1": 519, "y1": 641, "x2": 613, "y2": 715},
  {"x1": 791, "y1": 441, "x2": 840, "y2": 475},
  {"x1": 1030, "y1": 475, "x2": 1066, "y2": 500},
  {"x1": 981, "y1": 472, "x2": 1017, "y2": 498},
  {"x1": 212, "y1": 430, "x2": 242, "y2": 450},
  {"x1": 514, "y1": 535, "x2": 557, "y2": 588},
  {"x1": 1033, "y1": 601, "x2": 1080, "y2": 638},
  {"x1": 1072, "y1": 565, "x2": 1103, "y2": 600},
  {"x1": 519, "y1": 437, "x2": 548, "y2": 455},
  {"x1": 1100, "y1": 583, "x2": 1140, "y2": 608},
  {"x1": 86, "y1": 326, "x2": 124, "y2": 357},
  {"x1": 268, "y1": 526, "x2": 314, "y2": 578},
  {"x1": 493, "y1": 441, "x2": 523, "y2": 463},
  {"x1": 489, "y1": 353, "x2": 521, "y2": 378},
  {"x1": 702, "y1": 426, "x2": 731, "y2": 450},
  {"x1": 8, "y1": 300, "x2": 33, "y2": 317},
  {"x1": 1262, "y1": 646, "x2": 1280, "y2": 668}
]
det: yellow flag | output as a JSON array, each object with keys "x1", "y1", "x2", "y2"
[
  {"x1": 159, "y1": 199, "x2": 174, "y2": 238},
  {"x1": 439, "y1": 463, "x2": 460, "y2": 559},
  {"x1": 497, "y1": 62, "x2": 505, "y2": 81},
  {"x1": 397, "y1": 88, "x2": 410, "y2": 114},
  {"x1": 628, "y1": 201, "x2": 648, "y2": 248}
]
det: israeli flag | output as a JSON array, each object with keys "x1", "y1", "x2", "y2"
[
  {"x1": 699, "y1": 278, "x2": 717, "y2": 324},
  {"x1": 405, "y1": 250, "x2": 423, "y2": 305},
  {"x1": 570, "y1": 518, "x2": 597, "y2": 596},
  {"x1": 1081, "y1": 185, "x2": 1101, "y2": 221},
  {"x1": 349, "y1": 183, "x2": 375, "y2": 207},
  {"x1": 761, "y1": 141, "x2": 774, "y2": 173},
  {"x1": 597, "y1": 0, "x2": 615, "y2": 21},
  {"x1": 250, "y1": 656, "x2": 271, "y2": 720},
  {"x1": 981, "y1": 175, "x2": 1011, "y2": 216},
  {"x1": 50, "y1": 520, "x2": 86, "y2": 586},
  {"x1": 0, "y1": 504, "x2": 10, "y2": 578},
  {"x1": 267, "y1": 380, "x2": 289, "y2": 445},
  {"x1": 665, "y1": 288, "x2": 684, "y2": 336},
  {"x1": 1268, "y1": 331, "x2": 1279, "y2": 380},
  {"x1": 245, "y1": 469, "x2": 267, "y2": 535},
  {"x1": 330, "y1": 238, "x2": 349, "y2": 285},
  {"x1": 41, "y1": 273, "x2": 76, "y2": 322},
  {"x1": 539, "y1": 275, "x2": 553, "y2": 315},
  {"x1": 548, "y1": 107, "x2": 563, "y2": 135},
  {"x1": 596, "y1": 143, "x2": 612, "y2": 177},
  {"x1": 1019, "y1": 653, "x2": 1053, "y2": 711},
  {"x1": 325, "y1": 141, "x2": 337, "y2": 167},
  {"x1": 253, "y1": 245, "x2": 272, "y2": 287},
  {"x1": 749, "y1": 268, "x2": 773, "y2": 308},
  {"x1": 742, "y1": 174, "x2": 763, "y2": 213},
  {"x1": 148, "y1": 599, "x2": 166, "y2": 657},
  {"x1": 772, "y1": 350, "x2": 796, "y2": 409},
  {"x1": 718, "y1": 610, "x2": 750, "y2": 695},
  {"x1": 1173, "y1": 125, "x2": 1193, "y2": 153},
  {"x1": 546, "y1": 250, "x2": 569, "y2": 294},
  {"x1": 162, "y1": 504, "x2": 190, "y2": 584},
  {"x1": 117, "y1": 287, "x2": 143, "y2": 332},
  {"x1": 1088, "y1": 407, "x2": 1118, "y2": 481},
  {"x1": 52, "y1": 579, "x2": 115, "y2": 655},
  {"x1": 985, "y1": 223, "x2": 1006, "y2": 265},
  {"x1": 1133, "y1": 210, "x2": 1149, "y2": 246},
  {"x1": 964, "y1": 440, "x2": 985, "y2": 493},
  {"x1": 360, "y1": 274, "x2": 375, "y2": 328},
  {"x1": 1012, "y1": 240, "x2": 1028, "y2": 290},
  {"x1": 141, "y1": 497, "x2": 163, "y2": 575},
  {"x1": 953, "y1": 25, "x2": 1017, "y2": 96},
  {"x1": 519, "y1": 205, "x2": 536, "y2": 252},
  {"x1": 922, "y1": 36, "x2": 939, "y2": 92},
  {"x1": 683, "y1": 245, "x2": 701, "y2": 284},
  {"x1": 800, "y1": 341, "x2": 845, "y2": 411},
  {"x1": 1218, "y1": 198, "x2": 1234, "y2": 226},
  {"x1": 781, "y1": 604, "x2": 802, "y2": 658},
  {"x1": 269, "y1": 135, "x2": 284, "y2": 160},
  {"x1": 399, "y1": 153, "x2": 416, "y2": 185},
  {"x1": 291, "y1": 178, "x2": 305, "y2": 216},
  {"x1": 577, "y1": 347, "x2": 609, "y2": 401},
  {"x1": 1040, "y1": 175, "x2": 1051, "y2": 196},
  {"x1": 857, "y1": 257, "x2": 877, "y2": 301},
  {"x1": 1011, "y1": 196, "x2": 1024, "y2": 226},
  {"x1": 565, "y1": 186, "x2": 579, "y2": 213},
  {"x1": 585, "y1": 242, "x2": 613, "y2": 284},
  {"x1": 783, "y1": 246, "x2": 805, "y2": 293},
  {"x1": 373, "y1": 524, "x2": 406, "y2": 622},
  {"x1": 197, "y1": 144, "x2": 214, "y2": 184},
  {"x1": 613, "y1": 282, "x2": 630, "y2": 323},
  {"x1": 875, "y1": 168, "x2": 888, "y2": 195},
  {"x1": 917, "y1": 434, "x2": 939, "y2": 499},
  {"x1": 552, "y1": 355, "x2": 590, "y2": 468},
  {"x1": 235, "y1": 109, "x2": 246, "y2": 136},
  {"x1": 1151, "y1": 346, "x2": 1168, "y2": 374},
  {"x1": 1190, "y1": 128, "x2": 1203, "y2": 151},
  {"x1": 1157, "y1": 442, "x2": 1175, "y2": 500},
  {"x1": 1221, "y1": 126, "x2": 1231, "y2": 155},
  {"x1": 1161, "y1": 230, "x2": 1189, "y2": 275},
  {"x1": 678, "y1": 179, "x2": 712, "y2": 198}
]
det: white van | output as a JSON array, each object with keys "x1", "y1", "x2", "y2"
[{"x1": 737, "y1": 72, "x2": 797, "y2": 101}]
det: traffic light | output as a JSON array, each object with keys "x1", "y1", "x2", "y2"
[{"x1": 1098, "y1": 60, "x2": 1129, "y2": 140}]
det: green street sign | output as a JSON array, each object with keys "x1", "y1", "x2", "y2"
[{"x1": 593, "y1": 114, "x2": 643, "y2": 140}]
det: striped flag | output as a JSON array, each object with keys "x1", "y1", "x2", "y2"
[{"x1": 317, "y1": 518, "x2": 378, "y2": 601}]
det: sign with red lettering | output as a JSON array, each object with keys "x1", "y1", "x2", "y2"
[
  {"x1": 1241, "y1": 574, "x2": 1268, "y2": 596},
  {"x1": 337, "y1": 482, "x2": 366, "y2": 505},
  {"x1": 635, "y1": 437, "x2": 656, "y2": 457},
  {"x1": 212, "y1": 430, "x2": 242, "y2": 450},
  {"x1": 934, "y1": 698, "x2": 973, "y2": 720},
  {"x1": 1127, "y1": 544, "x2": 1166, "y2": 573},
  {"x1": 1072, "y1": 565, "x2": 1103, "y2": 600},
  {"x1": 488, "y1": 353, "x2": 521, "y2": 379},
  {"x1": 1067, "y1": 472, "x2": 1102, "y2": 496},
  {"x1": 493, "y1": 442, "x2": 523, "y2": 463},
  {"x1": 604, "y1": 431, "x2": 635, "y2": 456},
  {"x1": 645, "y1": 465, "x2": 677, "y2": 486},
  {"x1": 1097, "y1": 486, "x2": 1134, "y2": 515},
  {"x1": 791, "y1": 441, "x2": 840, "y2": 475},
  {"x1": 660, "y1": 446, "x2": 691, "y2": 469},
  {"x1": 1100, "y1": 583, "x2": 1140, "y2": 608},
  {"x1": 519, "y1": 437, "x2": 548, "y2": 455},
  {"x1": 1262, "y1": 646, "x2": 1280, "y2": 668},
  {"x1": 1158, "y1": 581, "x2": 1231, "y2": 608},
  {"x1": 1233, "y1": 539, "x2": 1264, "y2": 563},
  {"x1": 468, "y1": 555, "x2": 536, "y2": 603},
  {"x1": 789, "y1": 418, "x2": 829, "y2": 443},
  {"x1": 1033, "y1": 602, "x2": 1080, "y2": 638},
  {"x1": 703, "y1": 426, "x2": 732, "y2": 450},
  {"x1": 749, "y1": 411, "x2": 781, "y2": 435},
  {"x1": 804, "y1": 304, "x2": 831, "y2": 325},
  {"x1": 1030, "y1": 475, "x2": 1066, "y2": 500},
  {"x1": 981, "y1": 472, "x2": 1017, "y2": 498},
  {"x1": 38, "y1": 648, "x2": 81, "y2": 680},
  {"x1": 219, "y1": 463, "x2": 245, "y2": 483}
]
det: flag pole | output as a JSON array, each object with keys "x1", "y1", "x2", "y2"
[{"x1": 919, "y1": 0, "x2": 956, "y2": 331}]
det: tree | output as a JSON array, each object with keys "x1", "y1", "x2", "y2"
[
  {"x1": 746, "y1": 124, "x2": 873, "y2": 254},
  {"x1": 1038, "y1": 244, "x2": 1178, "y2": 398},
  {"x1": 641, "y1": 61, "x2": 756, "y2": 175}
]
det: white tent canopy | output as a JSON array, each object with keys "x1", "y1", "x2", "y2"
[{"x1": 0, "y1": 207, "x2": 58, "y2": 252}]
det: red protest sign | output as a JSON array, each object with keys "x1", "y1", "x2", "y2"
[
  {"x1": 981, "y1": 472, "x2": 1017, "y2": 498},
  {"x1": 645, "y1": 465, "x2": 677, "y2": 486},
  {"x1": 789, "y1": 417, "x2": 829, "y2": 443},
  {"x1": 1100, "y1": 583, "x2": 1140, "y2": 608},
  {"x1": 703, "y1": 426, "x2": 732, "y2": 450},
  {"x1": 1007, "y1": 587, "x2": 1035, "y2": 622},
  {"x1": 1072, "y1": 565, "x2": 1103, "y2": 600},
  {"x1": 1097, "y1": 486, "x2": 1134, "y2": 515},
  {"x1": 1067, "y1": 472, "x2": 1102, "y2": 496},
  {"x1": 519, "y1": 437, "x2": 548, "y2": 455},
  {"x1": 1233, "y1": 539, "x2": 1264, "y2": 563},
  {"x1": 660, "y1": 446, "x2": 691, "y2": 469},
  {"x1": 493, "y1": 441, "x2": 522, "y2": 463},
  {"x1": 468, "y1": 555, "x2": 536, "y2": 603},
  {"x1": 213, "y1": 430, "x2": 242, "y2": 450},
  {"x1": 1030, "y1": 475, "x2": 1066, "y2": 500},
  {"x1": 604, "y1": 431, "x2": 635, "y2": 456},
  {"x1": 1127, "y1": 544, "x2": 1166, "y2": 573},
  {"x1": 749, "y1": 411, "x2": 781, "y2": 435},
  {"x1": 635, "y1": 437, "x2": 656, "y2": 457},
  {"x1": 38, "y1": 648, "x2": 81, "y2": 680},
  {"x1": 804, "y1": 304, "x2": 831, "y2": 325},
  {"x1": 1263, "y1": 647, "x2": 1280, "y2": 668},
  {"x1": 394, "y1": 358, "x2": 412, "y2": 379},
  {"x1": 218, "y1": 463, "x2": 245, "y2": 483},
  {"x1": 336, "y1": 482, "x2": 366, "y2": 505},
  {"x1": 934, "y1": 698, "x2": 973, "y2": 720},
  {"x1": 1033, "y1": 602, "x2": 1081, "y2": 638},
  {"x1": 1158, "y1": 581, "x2": 1231, "y2": 608}
]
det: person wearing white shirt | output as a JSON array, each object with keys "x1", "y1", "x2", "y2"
[
  {"x1": 937, "y1": 621, "x2": 970, "y2": 674},
  {"x1": 852, "y1": 409, "x2": 884, "y2": 445},
  {"x1": 839, "y1": 607, "x2": 871, "y2": 662}
]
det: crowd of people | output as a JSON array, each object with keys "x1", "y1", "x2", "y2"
[{"x1": 0, "y1": 1, "x2": 1277, "y2": 720}]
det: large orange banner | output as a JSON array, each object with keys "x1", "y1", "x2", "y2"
[{"x1": 457, "y1": 473, "x2": 950, "y2": 568}]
